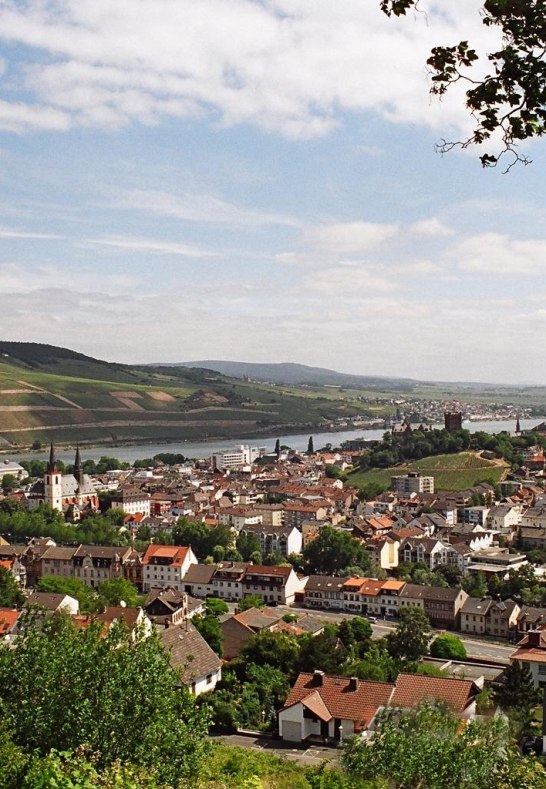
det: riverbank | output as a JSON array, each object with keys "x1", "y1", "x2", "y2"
[{"x1": 5, "y1": 418, "x2": 543, "y2": 465}]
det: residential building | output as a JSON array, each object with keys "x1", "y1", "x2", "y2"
[
  {"x1": 301, "y1": 575, "x2": 348, "y2": 610},
  {"x1": 242, "y1": 565, "x2": 305, "y2": 606},
  {"x1": 25, "y1": 591, "x2": 79, "y2": 616},
  {"x1": 142, "y1": 544, "x2": 198, "y2": 592},
  {"x1": 220, "y1": 606, "x2": 281, "y2": 660},
  {"x1": 279, "y1": 670, "x2": 393, "y2": 743},
  {"x1": 73, "y1": 545, "x2": 134, "y2": 588},
  {"x1": 510, "y1": 627, "x2": 546, "y2": 690},
  {"x1": 110, "y1": 487, "x2": 151, "y2": 517},
  {"x1": 217, "y1": 507, "x2": 263, "y2": 531},
  {"x1": 211, "y1": 445, "x2": 261, "y2": 470},
  {"x1": 211, "y1": 561, "x2": 248, "y2": 601},
  {"x1": 399, "y1": 584, "x2": 468, "y2": 629},
  {"x1": 144, "y1": 587, "x2": 203, "y2": 626},
  {"x1": 460, "y1": 597, "x2": 520, "y2": 638},
  {"x1": 160, "y1": 621, "x2": 222, "y2": 696},
  {"x1": 39, "y1": 546, "x2": 77, "y2": 579},
  {"x1": 460, "y1": 507, "x2": 490, "y2": 527},
  {"x1": 377, "y1": 579, "x2": 406, "y2": 617},
  {"x1": 517, "y1": 606, "x2": 546, "y2": 637},
  {"x1": 278, "y1": 670, "x2": 479, "y2": 743},
  {"x1": 391, "y1": 472, "x2": 434, "y2": 495},
  {"x1": 400, "y1": 537, "x2": 452, "y2": 570},
  {"x1": 239, "y1": 523, "x2": 302, "y2": 557},
  {"x1": 284, "y1": 501, "x2": 329, "y2": 529},
  {"x1": 0, "y1": 459, "x2": 28, "y2": 482}
]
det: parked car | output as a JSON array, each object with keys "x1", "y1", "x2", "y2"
[{"x1": 367, "y1": 615, "x2": 377, "y2": 623}]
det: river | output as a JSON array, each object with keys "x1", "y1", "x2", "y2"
[{"x1": 6, "y1": 418, "x2": 544, "y2": 464}]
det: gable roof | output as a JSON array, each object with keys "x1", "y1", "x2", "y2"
[
  {"x1": 0, "y1": 608, "x2": 21, "y2": 635},
  {"x1": 283, "y1": 672, "x2": 394, "y2": 731},
  {"x1": 390, "y1": 673, "x2": 477, "y2": 714},
  {"x1": 160, "y1": 621, "x2": 222, "y2": 683},
  {"x1": 142, "y1": 544, "x2": 190, "y2": 567}
]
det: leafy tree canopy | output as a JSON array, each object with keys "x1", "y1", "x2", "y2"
[
  {"x1": 303, "y1": 526, "x2": 370, "y2": 576},
  {"x1": 0, "y1": 612, "x2": 210, "y2": 785},
  {"x1": 430, "y1": 633, "x2": 468, "y2": 660},
  {"x1": 0, "y1": 566, "x2": 25, "y2": 608},
  {"x1": 343, "y1": 701, "x2": 545, "y2": 789},
  {"x1": 381, "y1": 0, "x2": 546, "y2": 169},
  {"x1": 386, "y1": 605, "x2": 431, "y2": 662}
]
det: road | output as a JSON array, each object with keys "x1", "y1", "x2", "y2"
[{"x1": 279, "y1": 605, "x2": 513, "y2": 664}]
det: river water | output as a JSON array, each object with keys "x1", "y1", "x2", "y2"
[{"x1": 6, "y1": 418, "x2": 543, "y2": 464}]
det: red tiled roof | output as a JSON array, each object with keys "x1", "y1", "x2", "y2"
[
  {"x1": 390, "y1": 673, "x2": 476, "y2": 714},
  {"x1": 143, "y1": 544, "x2": 190, "y2": 567},
  {"x1": 283, "y1": 672, "x2": 394, "y2": 731},
  {"x1": 0, "y1": 608, "x2": 21, "y2": 634}
]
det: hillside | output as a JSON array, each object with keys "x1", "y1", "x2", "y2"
[
  {"x1": 170, "y1": 360, "x2": 417, "y2": 390},
  {"x1": 0, "y1": 343, "x2": 384, "y2": 449},
  {"x1": 348, "y1": 452, "x2": 508, "y2": 492}
]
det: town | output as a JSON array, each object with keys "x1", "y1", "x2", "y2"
[{"x1": 2, "y1": 413, "x2": 546, "y2": 785}]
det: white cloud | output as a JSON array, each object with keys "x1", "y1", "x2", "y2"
[
  {"x1": 0, "y1": 0, "x2": 499, "y2": 137},
  {"x1": 108, "y1": 188, "x2": 301, "y2": 228},
  {"x1": 85, "y1": 235, "x2": 217, "y2": 258},
  {"x1": 0, "y1": 226, "x2": 64, "y2": 240},
  {"x1": 302, "y1": 221, "x2": 399, "y2": 255},
  {"x1": 449, "y1": 233, "x2": 546, "y2": 274},
  {"x1": 411, "y1": 217, "x2": 453, "y2": 237}
]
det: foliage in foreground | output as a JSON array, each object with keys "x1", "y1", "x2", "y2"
[
  {"x1": 343, "y1": 702, "x2": 546, "y2": 789},
  {"x1": 0, "y1": 611, "x2": 210, "y2": 786}
]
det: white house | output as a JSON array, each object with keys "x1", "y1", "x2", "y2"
[{"x1": 142, "y1": 544, "x2": 198, "y2": 592}]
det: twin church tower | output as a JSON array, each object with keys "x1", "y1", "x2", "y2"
[{"x1": 29, "y1": 444, "x2": 99, "y2": 517}]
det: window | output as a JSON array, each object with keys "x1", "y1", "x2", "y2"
[{"x1": 206, "y1": 673, "x2": 214, "y2": 684}]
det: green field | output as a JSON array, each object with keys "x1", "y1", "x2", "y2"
[{"x1": 348, "y1": 452, "x2": 508, "y2": 492}]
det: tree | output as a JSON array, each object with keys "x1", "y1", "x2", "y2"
[
  {"x1": 0, "y1": 612, "x2": 210, "y2": 785},
  {"x1": 193, "y1": 613, "x2": 223, "y2": 657},
  {"x1": 239, "y1": 594, "x2": 265, "y2": 611},
  {"x1": 97, "y1": 577, "x2": 142, "y2": 608},
  {"x1": 205, "y1": 597, "x2": 229, "y2": 616},
  {"x1": 494, "y1": 660, "x2": 541, "y2": 728},
  {"x1": 298, "y1": 631, "x2": 347, "y2": 675},
  {"x1": 307, "y1": 436, "x2": 314, "y2": 455},
  {"x1": 0, "y1": 567, "x2": 24, "y2": 608},
  {"x1": 303, "y1": 526, "x2": 370, "y2": 576},
  {"x1": 1, "y1": 474, "x2": 16, "y2": 495},
  {"x1": 342, "y1": 701, "x2": 543, "y2": 789},
  {"x1": 381, "y1": 0, "x2": 546, "y2": 169},
  {"x1": 386, "y1": 606, "x2": 431, "y2": 662},
  {"x1": 36, "y1": 576, "x2": 101, "y2": 614},
  {"x1": 240, "y1": 630, "x2": 301, "y2": 678},
  {"x1": 430, "y1": 633, "x2": 467, "y2": 660}
]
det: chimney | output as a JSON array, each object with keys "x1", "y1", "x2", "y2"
[
  {"x1": 349, "y1": 676, "x2": 359, "y2": 691},
  {"x1": 313, "y1": 670, "x2": 325, "y2": 686}
]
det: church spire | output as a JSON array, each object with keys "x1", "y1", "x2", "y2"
[
  {"x1": 47, "y1": 443, "x2": 57, "y2": 473},
  {"x1": 74, "y1": 444, "x2": 84, "y2": 484},
  {"x1": 516, "y1": 415, "x2": 521, "y2": 434}
]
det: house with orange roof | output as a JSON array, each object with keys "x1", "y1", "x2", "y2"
[
  {"x1": 378, "y1": 579, "x2": 406, "y2": 618},
  {"x1": 359, "y1": 578, "x2": 385, "y2": 617},
  {"x1": 278, "y1": 670, "x2": 480, "y2": 743},
  {"x1": 0, "y1": 608, "x2": 23, "y2": 643},
  {"x1": 279, "y1": 670, "x2": 394, "y2": 743},
  {"x1": 0, "y1": 555, "x2": 26, "y2": 588},
  {"x1": 142, "y1": 544, "x2": 197, "y2": 592},
  {"x1": 511, "y1": 626, "x2": 546, "y2": 690}
]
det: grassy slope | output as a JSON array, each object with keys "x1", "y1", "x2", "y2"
[
  {"x1": 348, "y1": 452, "x2": 508, "y2": 492},
  {"x1": 0, "y1": 347, "x2": 393, "y2": 448}
]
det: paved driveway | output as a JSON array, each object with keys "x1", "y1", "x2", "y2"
[{"x1": 211, "y1": 733, "x2": 340, "y2": 767}]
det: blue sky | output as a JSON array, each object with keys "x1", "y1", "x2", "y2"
[{"x1": 0, "y1": 0, "x2": 545, "y2": 384}]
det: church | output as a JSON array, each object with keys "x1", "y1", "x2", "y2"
[{"x1": 27, "y1": 445, "x2": 99, "y2": 518}]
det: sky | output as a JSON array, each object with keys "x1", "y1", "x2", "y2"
[{"x1": 0, "y1": 0, "x2": 545, "y2": 384}]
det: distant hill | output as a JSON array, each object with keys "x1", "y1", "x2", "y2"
[
  {"x1": 170, "y1": 360, "x2": 417, "y2": 390},
  {"x1": 0, "y1": 343, "x2": 389, "y2": 449}
]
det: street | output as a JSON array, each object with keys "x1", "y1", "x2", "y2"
[{"x1": 280, "y1": 605, "x2": 513, "y2": 664}]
